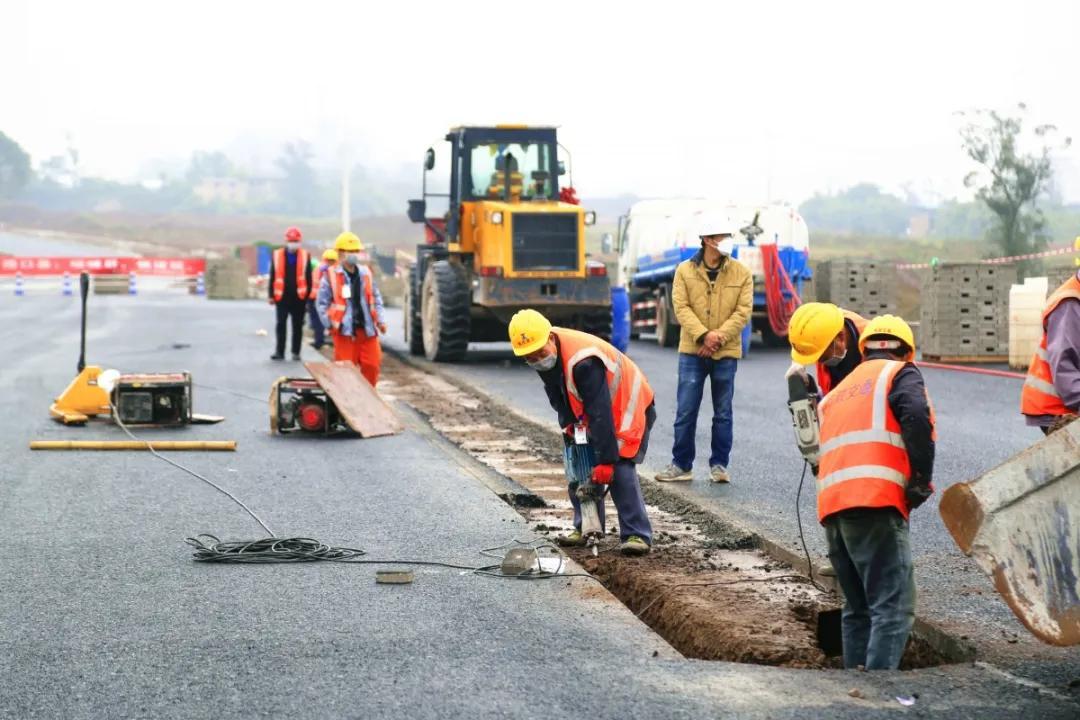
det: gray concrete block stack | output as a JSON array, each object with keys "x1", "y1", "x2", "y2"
[
  {"x1": 205, "y1": 258, "x2": 251, "y2": 300},
  {"x1": 920, "y1": 263, "x2": 1016, "y2": 359},
  {"x1": 814, "y1": 259, "x2": 898, "y2": 318}
]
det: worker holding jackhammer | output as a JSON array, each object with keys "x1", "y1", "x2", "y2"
[
  {"x1": 509, "y1": 309, "x2": 655, "y2": 556},
  {"x1": 815, "y1": 314, "x2": 935, "y2": 671},
  {"x1": 1022, "y1": 258, "x2": 1080, "y2": 435},
  {"x1": 317, "y1": 232, "x2": 386, "y2": 386},
  {"x1": 269, "y1": 226, "x2": 315, "y2": 362},
  {"x1": 307, "y1": 249, "x2": 337, "y2": 352},
  {"x1": 786, "y1": 302, "x2": 868, "y2": 395}
]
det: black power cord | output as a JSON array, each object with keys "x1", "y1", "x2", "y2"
[{"x1": 795, "y1": 459, "x2": 828, "y2": 592}]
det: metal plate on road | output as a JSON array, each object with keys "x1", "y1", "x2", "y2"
[{"x1": 304, "y1": 361, "x2": 403, "y2": 438}]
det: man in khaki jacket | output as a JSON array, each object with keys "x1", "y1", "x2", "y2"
[{"x1": 655, "y1": 215, "x2": 753, "y2": 483}]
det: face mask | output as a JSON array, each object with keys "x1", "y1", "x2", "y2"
[
  {"x1": 344, "y1": 253, "x2": 361, "y2": 265},
  {"x1": 527, "y1": 353, "x2": 557, "y2": 372},
  {"x1": 822, "y1": 353, "x2": 844, "y2": 367},
  {"x1": 286, "y1": 242, "x2": 300, "y2": 253}
]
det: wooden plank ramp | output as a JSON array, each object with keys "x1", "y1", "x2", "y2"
[{"x1": 305, "y1": 362, "x2": 403, "y2": 438}]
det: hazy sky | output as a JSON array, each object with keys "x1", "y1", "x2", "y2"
[{"x1": 4, "y1": 0, "x2": 1079, "y2": 205}]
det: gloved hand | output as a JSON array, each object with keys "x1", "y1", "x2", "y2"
[
  {"x1": 785, "y1": 361, "x2": 808, "y2": 381},
  {"x1": 591, "y1": 464, "x2": 614, "y2": 485},
  {"x1": 1048, "y1": 414, "x2": 1078, "y2": 435},
  {"x1": 905, "y1": 483, "x2": 933, "y2": 511},
  {"x1": 575, "y1": 481, "x2": 605, "y2": 500}
]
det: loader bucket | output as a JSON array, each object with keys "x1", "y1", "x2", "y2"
[{"x1": 940, "y1": 420, "x2": 1080, "y2": 646}]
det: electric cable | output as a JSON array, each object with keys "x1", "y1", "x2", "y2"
[
  {"x1": 192, "y1": 383, "x2": 266, "y2": 404},
  {"x1": 795, "y1": 459, "x2": 829, "y2": 592}
]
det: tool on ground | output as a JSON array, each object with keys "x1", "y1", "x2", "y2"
[
  {"x1": 375, "y1": 569, "x2": 415, "y2": 584},
  {"x1": 50, "y1": 271, "x2": 223, "y2": 426},
  {"x1": 940, "y1": 419, "x2": 1080, "y2": 646},
  {"x1": 787, "y1": 372, "x2": 821, "y2": 469},
  {"x1": 30, "y1": 440, "x2": 236, "y2": 451},
  {"x1": 269, "y1": 361, "x2": 402, "y2": 437},
  {"x1": 565, "y1": 442, "x2": 603, "y2": 556},
  {"x1": 500, "y1": 547, "x2": 540, "y2": 575}
]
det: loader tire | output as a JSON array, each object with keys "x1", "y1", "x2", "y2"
[
  {"x1": 656, "y1": 285, "x2": 679, "y2": 348},
  {"x1": 421, "y1": 260, "x2": 471, "y2": 362},
  {"x1": 403, "y1": 266, "x2": 424, "y2": 356},
  {"x1": 583, "y1": 310, "x2": 613, "y2": 343}
]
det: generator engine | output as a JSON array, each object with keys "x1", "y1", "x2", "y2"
[
  {"x1": 272, "y1": 378, "x2": 346, "y2": 434},
  {"x1": 111, "y1": 372, "x2": 193, "y2": 427}
]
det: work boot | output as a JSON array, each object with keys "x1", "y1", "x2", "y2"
[
  {"x1": 270, "y1": 353, "x2": 285, "y2": 361},
  {"x1": 655, "y1": 464, "x2": 692, "y2": 482},
  {"x1": 290, "y1": 353, "x2": 302, "y2": 362},
  {"x1": 555, "y1": 530, "x2": 585, "y2": 547},
  {"x1": 709, "y1": 465, "x2": 730, "y2": 483},
  {"x1": 619, "y1": 536, "x2": 650, "y2": 556}
]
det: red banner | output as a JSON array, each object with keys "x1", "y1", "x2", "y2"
[{"x1": 0, "y1": 256, "x2": 207, "y2": 276}]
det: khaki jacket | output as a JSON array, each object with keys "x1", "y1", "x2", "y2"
[{"x1": 671, "y1": 251, "x2": 753, "y2": 359}]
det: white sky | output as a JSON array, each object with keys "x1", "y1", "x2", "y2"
[{"x1": 3, "y1": 0, "x2": 1079, "y2": 205}]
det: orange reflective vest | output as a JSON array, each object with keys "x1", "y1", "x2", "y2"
[
  {"x1": 816, "y1": 358, "x2": 936, "y2": 522},
  {"x1": 272, "y1": 248, "x2": 311, "y2": 302},
  {"x1": 327, "y1": 266, "x2": 380, "y2": 334},
  {"x1": 1021, "y1": 274, "x2": 1080, "y2": 418},
  {"x1": 553, "y1": 327, "x2": 655, "y2": 460},
  {"x1": 816, "y1": 309, "x2": 869, "y2": 396}
]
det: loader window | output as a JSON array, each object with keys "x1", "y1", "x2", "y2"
[{"x1": 468, "y1": 142, "x2": 555, "y2": 200}]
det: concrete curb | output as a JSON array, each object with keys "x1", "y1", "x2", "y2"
[{"x1": 384, "y1": 346, "x2": 977, "y2": 664}]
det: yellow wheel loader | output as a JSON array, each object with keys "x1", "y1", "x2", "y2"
[{"x1": 405, "y1": 125, "x2": 611, "y2": 362}]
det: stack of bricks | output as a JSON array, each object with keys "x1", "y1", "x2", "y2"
[
  {"x1": 814, "y1": 259, "x2": 898, "y2": 318},
  {"x1": 920, "y1": 263, "x2": 1016, "y2": 360},
  {"x1": 205, "y1": 259, "x2": 251, "y2": 300}
]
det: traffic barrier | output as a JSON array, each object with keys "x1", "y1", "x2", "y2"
[
  {"x1": 62, "y1": 272, "x2": 73, "y2": 296},
  {"x1": 128, "y1": 272, "x2": 137, "y2": 295},
  {"x1": 195, "y1": 272, "x2": 205, "y2": 296},
  {"x1": 14, "y1": 272, "x2": 24, "y2": 297}
]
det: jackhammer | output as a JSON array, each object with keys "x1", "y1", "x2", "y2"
[
  {"x1": 787, "y1": 371, "x2": 821, "y2": 471},
  {"x1": 565, "y1": 442, "x2": 603, "y2": 556}
]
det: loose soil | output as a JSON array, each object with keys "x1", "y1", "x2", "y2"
[{"x1": 379, "y1": 353, "x2": 949, "y2": 670}]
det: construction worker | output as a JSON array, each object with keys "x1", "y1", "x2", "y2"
[
  {"x1": 317, "y1": 232, "x2": 386, "y2": 386},
  {"x1": 816, "y1": 314, "x2": 935, "y2": 671},
  {"x1": 654, "y1": 215, "x2": 752, "y2": 484},
  {"x1": 509, "y1": 309, "x2": 655, "y2": 556},
  {"x1": 787, "y1": 302, "x2": 869, "y2": 395},
  {"x1": 1022, "y1": 264, "x2": 1080, "y2": 435},
  {"x1": 268, "y1": 226, "x2": 314, "y2": 361},
  {"x1": 307, "y1": 249, "x2": 337, "y2": 351}
]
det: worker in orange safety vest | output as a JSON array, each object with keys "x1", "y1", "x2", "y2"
[
  {"x1": 1021, "y1": 265, "x2": 1080, "y2": 435},
  {"x1": 268, "y1": 226, "x2": 314, "y2": 361},
  {"x1": 815, "y1": 314, "x2": 936, "y2": 671},
  {"x1": 786, "y1": 302, "x2": 869, "y2": 396}
]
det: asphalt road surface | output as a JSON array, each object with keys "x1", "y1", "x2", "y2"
[{"x1": 1, "y1": 293, "x2": 1076, "y2": 719}]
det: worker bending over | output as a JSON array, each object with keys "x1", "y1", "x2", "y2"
[
  {"x1": 317, "y1": 232, "x2": 386, "y2": 386},
  {"x1": 268, "y1": 226, "x2": 314, "y2": 361},
  {"x1": 816, "y1": 315, "x2": 935, "y2": 670},
  {"x1": 787, "y1": 302, "x2": 867, "y2": 395},
  {"x1": 509, "y1": 309, "x2": 655, "y2": 556},
  {"x1": 1022, "y1": 262, "x2": 1080, "y2": 435}
]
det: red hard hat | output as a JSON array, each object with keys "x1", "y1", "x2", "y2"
[{"x1": 285, "y1": 227, "x2": 302, "y2": 242}]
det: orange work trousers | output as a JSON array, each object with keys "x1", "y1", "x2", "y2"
[{"x1": 332, "y1": 330, "x2": 382, "y2": 386}]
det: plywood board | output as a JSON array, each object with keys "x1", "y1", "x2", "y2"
[{"x1": 304, "y1": 362, "x2": 403, "y2": 438}]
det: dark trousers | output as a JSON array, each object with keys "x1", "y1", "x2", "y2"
[
  {"x1": 671, "y1": 353, "x2": 737, "y2": 470},
  {"x1": 824, "y1": 507, "x2": 915, "y2": 670},
  {"x1": 275, "y1": 300, "x2": 306, "y2": 356},
  {"x1": 307, "y1": 300, "x2": 325, "y2": 348}
]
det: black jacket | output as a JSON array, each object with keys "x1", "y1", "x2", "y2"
[
  {"x1": 538, "y1": 337, "x2": 621, "y2": 465},
  {"x1": 268, "y1": 250, "x2": 313, "y2": 303}
]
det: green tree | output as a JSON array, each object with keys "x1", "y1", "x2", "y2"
[
  {"x1": 959, "y1": 103, "x2": 1072, "y2": 264},
  {"x1": 0, "y1": 131, "x2": 32, "y2": 199},
  {"x1": 185, "y1": 151, "x2": 234, "y2": 184}
]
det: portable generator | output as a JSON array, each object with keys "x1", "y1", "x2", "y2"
[
  {"x1": 270, "y1": 377, "x2": 347, "y2": 434},
  {"x1": 111, "y1": 372, "x2": 193, "y2": 427}
]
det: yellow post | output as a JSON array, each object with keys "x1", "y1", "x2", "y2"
[{"x1": 30, "y1": 440, "x2": 237, "y2": 451}]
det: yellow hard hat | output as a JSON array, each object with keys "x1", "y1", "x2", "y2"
[
  {"x1": 858, "y1": 314, "x2": 916, "y2": 360},
  {"x1": 788, "y1": 302, "x2": 845, "y2": 365},
  {"x1": 508, "y1": 309, "x2": 553, "y2": 357},
  {"x1": 334, "y1": 232, "x2": 364, "y2": 253},
  {"x1": 322, "y1": 249, "x2": 338, "y2": 262}
]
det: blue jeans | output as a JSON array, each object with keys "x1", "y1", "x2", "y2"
[
  {"x1": 671, "y1": 354, "x2": 737, "y2": 470},
  {"x1": 824, "y1": 508, "x2": 916, "y2": 670},
  {"x1": 307, "y1": 300, "x2": 325, "y2": 348}
]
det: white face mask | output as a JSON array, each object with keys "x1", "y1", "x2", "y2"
[
  {"x1": 527, "y1": 353, "x2": 557, "y2": 372},
  {"x1": 286, "y1": 242, "x2": 301, "y2": 253},
  {"x1": 344, "y1": 253, "x2": 361, "y2": 266}
]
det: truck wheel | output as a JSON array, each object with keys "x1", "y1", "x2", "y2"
[
  {"x1": 656, "y1": 286, "x2": 679, "y2": 348},
  {"x1": 583, "y1": 310, "x2": 613, "y2": 343},
  {"x1": 421, "y1": 260, "x2": 471, "y2": 362},
  {"x1": 403, "y1": 266, "x2": 424, "y2": 356}
]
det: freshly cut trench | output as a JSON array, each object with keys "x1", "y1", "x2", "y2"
[{"x1": 380, "y1": 354, "x2": 949, "y2": 669}]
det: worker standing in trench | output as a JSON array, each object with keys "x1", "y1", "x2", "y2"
[
  {"x1": 317, "y1": 232, "x2": 387, "y2": 386},
  {"x1": 786, "y1": 302, "x2": 868, "y2": 395},
  {"x1": 508, "y1": 309, "x2": 655, "y2": 556},
  {"x1": 1021, "y1": 258, "x2": 1080, "y2": 435},
  {"x1": 815, "y1": 315, "x2": 936, "y2": 670}
]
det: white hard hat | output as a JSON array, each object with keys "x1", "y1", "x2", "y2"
[{"x1": 697, "y1": 214, "x2": 736, "y2": 239}]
